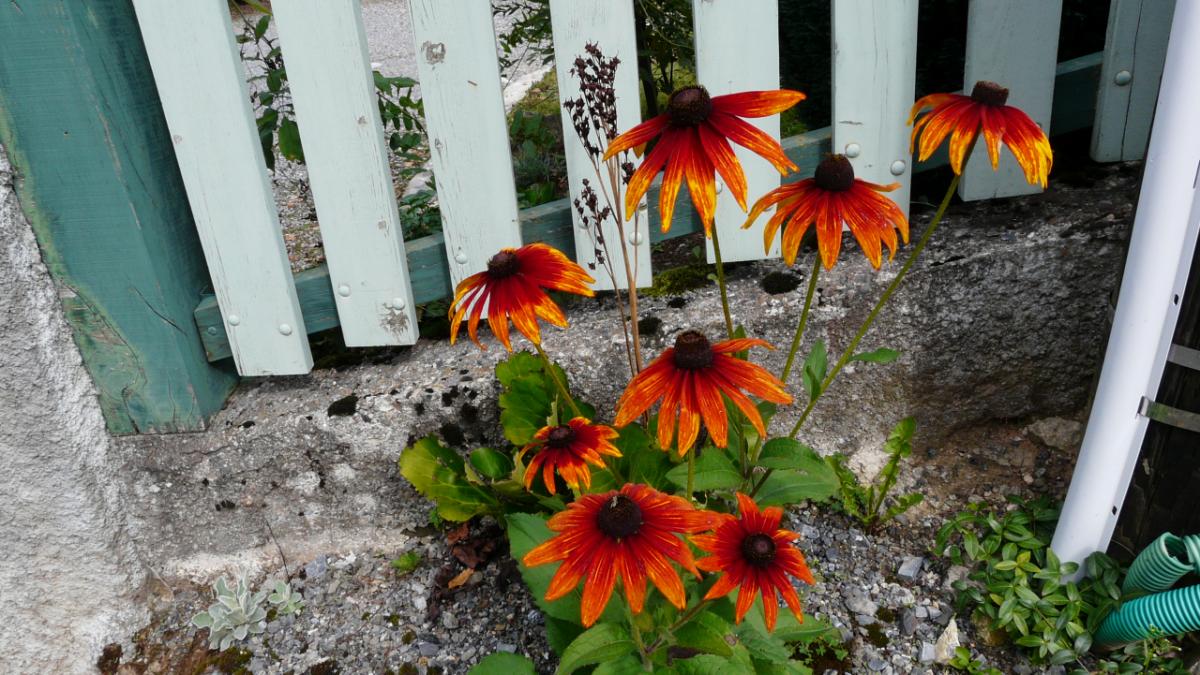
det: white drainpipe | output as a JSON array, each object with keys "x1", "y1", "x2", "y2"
[{"x1": 1051, "y1": 0, "x2": 1200, "y2": 567}]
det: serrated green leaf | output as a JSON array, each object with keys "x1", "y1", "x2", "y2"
[
  {"x1": 666, "y1": 449, "x2": 741, "y2": 491},
  {"x1": 755, "y1": 464, "x2": 839, "y2": 506},
  {"x1": 557, "y1": 624, "x2": 635, "y2": 674},
  {"x1": 398, "y1": 436, "x2": 497, "y2": 521},
  {"x1": 469, "y1": 447, "x2": 513, "y2": 480},
  {"x1": 675, "y1": 611, "x2": 734, "y2": 657},
  {"x1": 468, "y1": 652, "x2": 536, "y2": 675},
  {"x1": 735, "y1": 622, "x2": 791, "y2": 664},
  {"x1": 758, "y1": 438, "x2": 821, "y2": 471},
  {"x1": 849, "y1": 348, "x2": 900, "y2": 364}
]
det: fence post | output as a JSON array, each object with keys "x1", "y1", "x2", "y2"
[
  {"x1": 0, "y1": 0, "x2": 238, "y2": 432},
  {"x1": 1091, "y1": 0, "x2": 1176, "y2": 162},
  {"x1": 959, "y1": 0, "x2": 1063, "y2": 201},
  {"x1": 693, "y1": 0, "x2": 783, "y2": 263},
  {"x1": 548, "y1": 0, "x2": 650, "y2": 291},
  {"x1": 132, "y1": 0, "x2": 313, "y2": 376},
  {"x1": 832, "y1": 0, "x2": 918, "y2": 219},
  {"x1": 272, "y1": 0, "x2": 419, "y2": 346},
  {"x1": 408, "y1": 0, "x2": 522, "y2": 287}
]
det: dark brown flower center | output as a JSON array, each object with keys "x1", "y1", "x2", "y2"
[
  {"x1": 666, "y1": 86, "x2": 713, "y2": 127},
  {"x1": 672, "y1": 330, "x2": 713, "y2": 370},
  {"x1": 596, "y1": 494, "x2": 643, "y2": 539},
  {"x1": 487, "y1": 250, "x2": 520, "y2": 278},
  {"x1": 970, "y1": 81, "x2": 1009, "y2": 107},
  {"x1": 741, "y1": 533, "x2": 777, "y2": 567},
  {"x1": 546, "y1": 425, "x2": 575, "y2": 448},
  {"x1": 813, "y1": 154, "x2": 855, "y2": 192}
]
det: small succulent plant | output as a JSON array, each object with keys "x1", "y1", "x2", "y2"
[
  {"x1": 191, "y1": 575, "x2": 269, "y2": 650},
  {"x1": 267, "y1": 579, "x2": 304, "y2": 616}
]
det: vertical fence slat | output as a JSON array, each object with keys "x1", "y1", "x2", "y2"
[
  {"x1": 1091, "y1": 0, "x2": 1176, "y2": 162},
  {"x1": 959, "y1": 0, "x2": 1063, "y2": 202},
  {"x1": 272, "y1": 0, "x2": 418, "y2": 346},
  {"x1": 693, "y1": 0, "x2": 782, "y2": 263},
  {"x1": 408, "y1": 0, "x2": 522, "y2": 287},
  {"x1": 549, "y1": 0, "x2": 651, "y2": 291},
  {"x1": 832, "y1": 0, "x2": 918, "y2": 218},
  {"x1": 132, "y1": 0, "x2": 312, "y2": 375}
]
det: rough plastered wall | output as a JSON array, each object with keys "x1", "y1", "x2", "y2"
[{"x1": 0, "y1": 146, "x2": 146, "y2": 671}]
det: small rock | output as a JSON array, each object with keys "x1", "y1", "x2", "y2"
[
  {"x1": 919, "y1": 642, "x2": 936, "y2": 664},
  {"x1": 900, "y1": 608, "x2": 918, "y2": 636},
  {"x1": 1024, "y1": 417, "x2": 1083, "y2": 452},
  {"x1": 926, "y1": 605, "x2": 943, "y2": 620},
  {"x1": 418, "y1": 642, "x2": 439, "y2": 657},
  {"x1": 496, "y1": 643, "x2": 516, "y2": 653},
  {"x1": 442, "y1": 613, "x2": 459, "y2": 629},
  {"x1": 867, "y1": 658, "x2": 887, "y2": 671},
  {"x1": 933, "y1": 619, "x2": 960, "y2": 664},
  {"x1": 1013, "y1": 665, "x2": 1033, "y2": 675},
  {"x1": 846, "y1": 592, "x2": 879, "y2": 617},
  {"x1": 413, "y1": 595, "x2": 427, "y2": 611},
  {"x1": 943, "y1": 565, "x2": 971, "y2": 590},
  {"x1": 897, "y1": 556, "x2": 924, "y2": 581},
  {"x1": 915, "y1": 605, "x2": 928, "y2": 619},
  {"x1": 304, "y1": 555, "x2": 328, "y2": 580},
  {"x1": 856, "y1": 614, "x2": 877, "y2": 626}
]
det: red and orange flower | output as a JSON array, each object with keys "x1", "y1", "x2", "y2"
[
  {"x1": 604, "y1": 87, "x2": 805, "y2": 235},
  {"x1": 521, "y1": 417, "x2": 621, "y2": 495},
  {"x1": 910, "y1": 80, "x2": 1053, "y2": 187},
  {"x1": 743, "y1": 154, "x2": 909, "y2": 270},
  {"x1": 523, "y1": 483, "x2": 713, "y2": 626},
  {"x1": 694, "y1": 493, "x2": 816, "y2": 631},
  {"x1": 449, "y1": 243, "x2": 595, "y2": 351},
  {"x1": 614, "y1": 331, "x2": 792, "y2": 455}
]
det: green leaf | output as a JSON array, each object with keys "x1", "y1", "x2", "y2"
[
  {"x1": 500, "y1": 375, "x2": 552, "y2": 445},
  {"x1": 557, "y1": 624, "x2": 635, "y2": 675},
  {"x1": 497, "y1": 351, "x2": 546, "y2": 386},
  {"x1": 390, "y1": 551, "x2": 422, "y2": 576},
  {"x1": 398, "y1": 437, "x2": 497, "y2": 521},
  {"x1": 849, "y1": 348, "x2": 900, "y2": 364},
  {"x1": 253, "y1": 15, "x2": 271, "y2": 40},
  {"x1": 609, "y1": 423, "x2": 672, "y2": 490},
  {"x1": 469, "y1": 447, "x2": 513, "y2": 480},
  {"x1": 800, "y1": 340, "x2": 827, "y2": 401},
  {"x1": 735, "y1": 621, "x2": 791, "y2": 664},
  {"x1": 673, "y1": 654, "x2": 755, "y2": 675},
  {"x1": 758, "y1": 438, "x2": 820, "y2": 471},
  {"x1": 675, "y1": 611, "x2": 734, "y2": 657},
  {"x1": 666, "y1": 449, "x2": 741, "y2": 491},
  {"x1": 266, "y1": 67, "x2": 284, "y2": 93},
  {"x1": 468, "y1": 653, "x2": 536, "y2": 675},
  {"x1": 755, "y1": 464, "x2": 839, "y2": 507},
  {"x1": 278, "y1": 118, "x2": 304, "y2": 162},
  {"x1": 545, "y1": 616, "x2": 584, "y2": 656},
  {"x1": 591, "y1": 655, "x2": 645, "y2": 675}
]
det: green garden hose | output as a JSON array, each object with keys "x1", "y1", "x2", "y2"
[{"x1": 1094, "y1": 532, "x2": 1200, "y2": 646}]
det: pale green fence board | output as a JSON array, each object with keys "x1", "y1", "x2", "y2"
[
  {"x1": 549, "y1": 0, "x2": 651, "y2": 291},
  {"x1": 132, "y1": 0, "x2": 312, "y2": 375},
  {"x1": 1091, "y1": 0, "x2": 1176, "y2": 162},
  {"x1": 959, "y1": 0, "x2": 1064, "y2": 201},
  {"x1": 408, "y1": 0, "x2": 522, "y2": 287},
  {"x1": 692, "y1": 0, "x2": 783, "y2": 263},
  {"x1": 832, "y1": 0, "x2": 919, "y2": 217},
  {"x1": 0, "y1": 0, "x2": 237, "y2": 433},
  {"x1": 272, "y1": 0, "x2": 419, "y2": 346}
]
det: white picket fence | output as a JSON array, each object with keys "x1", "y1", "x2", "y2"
[{"x1": 132, "y1": 0, "x2": 1173, "y2": 376}]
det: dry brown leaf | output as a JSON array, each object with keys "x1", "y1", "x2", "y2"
[{"x1": 447, "y1": 567, "x2": 474, "y2": 589}]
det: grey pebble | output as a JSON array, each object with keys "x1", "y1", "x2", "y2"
[
  {"x1": 897, "y1": 555, "x2": 924, "y2": 581},
  {"x1": 919, "y1": 641, "x2": 937, "y2": 664},
  {"x1": 900, "y1": 608, "x2": 918, "y2": 636}
]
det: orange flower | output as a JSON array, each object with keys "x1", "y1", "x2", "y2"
[
  {"x1": 743, "y1": 154, "x2": 909, "y2": 270},
  {"x1": 614, "y1": 331, "x2": 792, "y2": 456},
  {"x1": 521, "y1": 417, "x2": 621, "y2": 495},
  {"x1": 449, "y1": 243, "x2": 595, "y2": 351},
  {"x1": 604, "y1": 87, "x2": 805, "y2": 235},
  {"x1": 909, "y1": 80, "x2": 1053, "y2": 187},
  {"x1": 523, "y1": 483, "x2": 712, "y2": 626},
  {"x1": 693, "y1": 493, "x2": 816, "y2": 631}
]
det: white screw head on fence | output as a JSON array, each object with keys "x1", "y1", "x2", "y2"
[
  {"x1": 227, "y1": 314, "x2": 241, "y2": 326},
  {"x1": 337, "y1": 284, "x2": 352, "y2": 297},
  {"x1": 844, "y1": 143, "x2": 861, "y2": 158},
  {"x1": 715, "y1": 180, "x2": 724, "y2": 195},
  {"x1": 890, "y1": 160, "x2": 907, "y2": 176},
  {"x1": 391, "y1": 297, "x2": 406, "y2": 311},
  {"x1": 1114, "y1": 70, "x2": 1133, "y2": 86},
  {"x1": 278, "y1": 324, "x2": 293, "y2": 336},
  {"x1": 628, "y1": 231, "x2": 644, "y2": 246},
  {"x1": 454, "y1": 250, "x2": 469, "y2": 265}
]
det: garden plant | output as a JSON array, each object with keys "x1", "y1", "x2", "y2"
[{"x1": 398, "y1": 43, "x2": 1057, "y2": 673}]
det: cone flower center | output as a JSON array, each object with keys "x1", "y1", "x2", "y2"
[
  {"x1": 741, "y1": 533, "x2": 777, "y2": 567},
  {"x1": 814, "y1": 154, "x2": 855, "y2": 192},
  {"x1": 666, "y1": 86, "x2": 713, "y2": 127},
  {"x1": 970, "y1": 81, "x2": 1009, "y2": 107},
  {"x1": 673, "y1": 330, "x2": 713, "y2": 370},
  {"x1": 546, "y1": 425, "x2": 576, "y2": 448},
  {"x1": 487, "y1": 250, "x2": 521, "y2": 278},
  {"x1": 596, "y1": 494, "x2": 643, "y2": 539}
]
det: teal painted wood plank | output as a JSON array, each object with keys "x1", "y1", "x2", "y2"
[
  {"x1": 549, "y1": 0, "x2": 651, "y2": 291},
  {"x1": 0, "y1": 0, "x2": 238, "y2": 433},
  {"x1": 273, "y1": 0, "x2": 419, "y2": 346},
  {"x1": 832, "y1": 0, "x2": 918, "y2": 217},
  {"x1": 194, "y1": 53, "x2": 1100, "y2": 362},
  {"x1": 693, "y1": 0, "x2": 784, "y2": 263},
  {"x1": 1091, "y1": 0, "x2": 1175, "y2": 162},
  {"x1": 959, "y1": 0, "x2": 1063, "y2": 201},
  {"x1": 133, "y1": 0, "x2": 313, "y2": 376}
]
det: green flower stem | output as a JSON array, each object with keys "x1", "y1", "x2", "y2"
[
  {"x1": 623, "y1": 599, "x2": 652, "y2": 670},
  {"x1": 534, "y1": 342, "x2": 584, "y2": 419},
  {"x1": 710, "y1": 225, "x2": 735, "y2": 339},
  {"x1": 645, "y1": 599, "x2": 712, "y2": 655},
  {"x1": 751, "y1": 173, "x2": 961, "y2": 497},
  {"x1": 780, "y1": 256, "x2": 822, "y2": 383},
  {"x1": 686, "y1": 448, "x2": 697, "y2": 503}
]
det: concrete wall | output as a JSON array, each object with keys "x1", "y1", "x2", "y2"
[{"x1": 0, "y1": 146, "x2": 145, "y2": 673}]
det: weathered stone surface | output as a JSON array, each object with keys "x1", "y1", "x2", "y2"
[
  {"x1": 1025, "y1": 416, "x2": 1085, "y2": 452},
  {"x1": 0, "y1": 148, "x2": 146, "y2": 672},
  {"x1": 934, "y1": 619, "x2": 960, "y2": 664}
]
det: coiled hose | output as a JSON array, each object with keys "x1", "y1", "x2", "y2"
[{"x1": 1093, "y1": 532, "x2": 1200, "y2": 646}]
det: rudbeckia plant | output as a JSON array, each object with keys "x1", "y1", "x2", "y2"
[{"x1": 399, "y1": 42, "x2": 1053, "y2": 672}]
